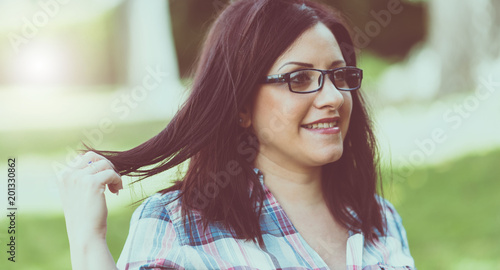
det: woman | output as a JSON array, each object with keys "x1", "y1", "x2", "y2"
[{"x1": 58, "y1": 0, "x2": 416, "y2": 269}]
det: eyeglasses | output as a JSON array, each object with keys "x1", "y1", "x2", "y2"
[{"x1": 262, "y1": 66, "x2": 363, "y2": 93}]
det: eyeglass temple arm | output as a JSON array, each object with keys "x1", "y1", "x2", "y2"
[{"x1": 263, "y1": 74, "x2": 286, "y2": 83}]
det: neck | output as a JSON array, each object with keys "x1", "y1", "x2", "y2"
[{"x1": 254, "y1": 153, "x2": 324, "y2": 208}]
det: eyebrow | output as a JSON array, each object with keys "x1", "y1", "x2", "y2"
[
  {"x1": 278, "y1": 62, "x2": 313, "y2": 71},
  {"x1": 278, "y1": 60, "x2": 346, "y2": 71}
]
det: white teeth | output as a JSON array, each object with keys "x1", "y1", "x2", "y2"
[{"x1": 305, "y1": 121, "x2": 338, "y2": 129}]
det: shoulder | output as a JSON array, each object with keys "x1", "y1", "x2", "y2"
[
  {"x1": 131, "y1": 190, "x2": 224, "y2": 246},
  {"x1": 132, "y1": 190, "x2": 183, "y2": 222},
  {"x1": 124, "y1": 189, "x2": 188, "y2": 245},
  {"x1": 375, "y1": 195, "x2": 408, "y2": 242},
  {"x1": 117, "y1": 190, "x2": 186, "y2": 269},
  {"x1": 363, "y1": 195, "x2": 415, "y2": 267},
  {"x1": 376, "y1": 196, "x2": 402, "y2": 225},
  {"x1": 125, "y1": 190, "x2": 185, "y2": 245}
]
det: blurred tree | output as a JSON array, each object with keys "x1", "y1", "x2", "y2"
[
  {"x1": 169, "y1": 0, "x2": 223, "y2": 78},
  {"x1": 328, "y1": 0, "x2": 427, "y2": 59},
  {"x1": 169, "y1": 0, "x2": 427, "y2": 78},
  {"x1": 112, "y1": 0, "x2": 184, "y2": 120},
  {"x1": 429, "y1": 0, "x2": 500, "y2": 95}
]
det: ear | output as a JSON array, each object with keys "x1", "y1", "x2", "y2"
[{"x1": 238, "y1": 104, "x2": 252, "y2": 128}]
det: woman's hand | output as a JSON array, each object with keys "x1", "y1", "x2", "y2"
[{"x1": 57, "y1": 151, "x2": 122, "y2": 270}]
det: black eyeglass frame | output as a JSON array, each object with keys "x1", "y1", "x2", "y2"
[{"x1": 262, "y1": 66, "x2": 363, "y2": 94}]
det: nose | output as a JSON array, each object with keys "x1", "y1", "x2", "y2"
[{"x1": 312, "y1": 75, "x2": 344, "y2": 110}]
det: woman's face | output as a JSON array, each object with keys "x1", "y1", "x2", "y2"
[{"x1": 249, "y1": 23, "x2": 353, "y2": 172}]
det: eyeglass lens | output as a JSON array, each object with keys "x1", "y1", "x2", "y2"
[{"x1": 288, "y1": 68, "x2": 361, "y2": 92}]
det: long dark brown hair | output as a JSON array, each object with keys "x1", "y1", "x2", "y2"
[{"x1": 90, "y1": 0, "x2": 385, "y2": 246}]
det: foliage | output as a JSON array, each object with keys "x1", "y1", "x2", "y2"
[{"x1": 168, "y1": 0, "x2": 427, "y2": 77}]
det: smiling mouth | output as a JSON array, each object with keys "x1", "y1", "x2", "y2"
[{"x1": 302, "y1": 121, "x2": 338, "y2": 129}]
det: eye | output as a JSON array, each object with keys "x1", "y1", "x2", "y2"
[
  {"x1": 330, "y1": 68, "x2": 362, "y2": 90},
  {"x1": 332, "y1": 70, "x2": 345, "y2": 81},
  {"x1": 288, "y1": 70, "x2": 318, "y2": 92},
  {"x1": 289, "y1": 70, "x2": 314, "y2": 85},
  {"x1": 345, "y1": 70, "x2": 361, "y2": 88}
]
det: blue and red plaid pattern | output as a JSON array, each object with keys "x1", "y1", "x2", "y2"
[{"x1": 117, "y1": 169, "x2": 415, "y2": 269}]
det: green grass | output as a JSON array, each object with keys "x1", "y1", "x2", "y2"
[
  {"x1": 384, "y1": 149, "x2": 500, "y2": 269},
  {"x1": 1, "y1": 120, "x2": 499, "y2": 269},
  {"x1": 0, "y1": 208, "x2": 136, "y2": 269},
  {"x1": 1, "y1": 149, "x2": 499, "y2": 269}
]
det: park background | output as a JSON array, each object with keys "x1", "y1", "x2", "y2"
[{"x1": 0, "y1": 0, "x2": 499, "y2": 269}]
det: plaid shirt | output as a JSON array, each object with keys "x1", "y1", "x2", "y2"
[{"x1": 117, "y1": 169, "x2": 416, "y2": 269}]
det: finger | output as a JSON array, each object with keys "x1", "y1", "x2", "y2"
[
  {"x1": 83, "y1": 159, "x2": 113, "y2": 175},
  {"x1": 94, "y1": 169, "x2": 123, "y2": 194},
  {"x1": 75, "y1": 151, "x2": 117, "y2": 172},
  {"x1": 83, "y1": 151, "x2": 119, "y2": 173},
  {"x1": 73, "y1": 151, "x2": 98, "y2": 169}
]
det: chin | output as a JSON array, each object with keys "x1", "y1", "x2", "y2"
[
  {"x1": 326, "y1": 152, "x2": 343, "y2": 164},
  {"x1": 310, "y1": 148, "x2": 344, "y2": 166}
]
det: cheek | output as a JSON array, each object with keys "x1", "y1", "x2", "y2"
[
  {"x1": 341, "y1": 92, "x2": 353, "y2": 134},
  {"x1": 251, "y1": 88, "x2": 305, "y2": 138},
  {"x1": 252, "y1": 89, "x2": 276, "y2": 130},
  {"x1": 342, "y1": 92, "x2": 353, "y2": 114}
]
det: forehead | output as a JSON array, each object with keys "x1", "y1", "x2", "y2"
[{"x1": 272, "y1": 23, "x2": 344, "y2": 70}]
